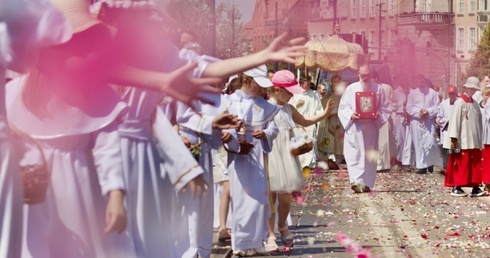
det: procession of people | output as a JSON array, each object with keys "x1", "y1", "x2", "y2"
[{"x1": 2, "y1": 1, "x2": 490, "y2": 258}]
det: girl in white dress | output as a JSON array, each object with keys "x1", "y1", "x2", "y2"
[{"x1": 266, "y1": 70, "x2": 334, "y2": 250}]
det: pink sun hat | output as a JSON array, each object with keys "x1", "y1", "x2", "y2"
[{"x1": 271, "y1": 70, "x2": 305, "y2": 94}]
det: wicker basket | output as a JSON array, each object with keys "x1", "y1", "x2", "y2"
[
  {"x1": 21, "y1": 163, "x2": 49, "y2": 205},
  {"x1": 290, "y1": 141, "x2": 313, "y2": 156},
  {"x1": 224, "y1": 132, "x2": 254, "y2": 156}
]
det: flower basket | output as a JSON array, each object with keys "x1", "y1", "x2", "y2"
[
  {"x1": 290, "y1": 141, "x2": 313, "y2": 156},
  {"x1": 224, "y1": 132, "x2": 254, "y2": 156}
]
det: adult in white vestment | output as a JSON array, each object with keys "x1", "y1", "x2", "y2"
[
  {"x1": 436, "y1": 86, "x2": 458, "y2": 170},
  {"x1": 288, "y1": 78, "x2": 324, "y2": 168},
  {"x1": 372, "y1": 72, "x2": 395, "y2": 171},
  {"x1": 0, "y1": 1, "x2": 71, "y2": 258},
  {"x1": 338, "y1": 65, "x2": 391, "y2": 193},
  {"x1": 406, "y1": 75, "x2": 442, "y2": 174},
  {"x1": 224, "y1": 66, "x2": 279, "y2": 256},
  {"x1": 392, "y1": 77, "x2": 411, "y2": 169}
]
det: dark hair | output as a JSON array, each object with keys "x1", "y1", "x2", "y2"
[{"x1": 226, "y1": 78, "x2": 241, "y2": 95}]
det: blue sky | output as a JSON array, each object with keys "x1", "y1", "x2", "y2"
[{"x1": 216, "y1": 0, "x2": 256, "y2": 22}]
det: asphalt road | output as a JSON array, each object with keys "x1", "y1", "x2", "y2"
[{"x1": 212, "y1": 168, "x2": 490, "y2": 257}]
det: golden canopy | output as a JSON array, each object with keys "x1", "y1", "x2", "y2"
[{"x1": 295, "y1": 35, "x2": 369, "y2": 72}]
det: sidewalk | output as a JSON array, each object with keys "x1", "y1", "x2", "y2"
[{"x1": 212, "y1": 168, "x2": 490, "y2": 257}]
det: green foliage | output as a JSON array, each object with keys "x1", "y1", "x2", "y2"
[
  {"x1": 465, "y1": 21, "x2": 490, "y2": 79},
  {"x1": 165, "y1": 0, "x2": 247, "y2": 58}
]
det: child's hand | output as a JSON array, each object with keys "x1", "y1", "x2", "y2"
[
  {"x1": 104, "y1": 190, "x2": 127, "y2": 235},
  {"x1": 212, "y1": 113, "x2": 240, "y2": 129},
  {"x1": 324, "y1": 99, "x2": 336, "y2": 115},
  {"x1": 262, "y1": 32, "x2": 307, "y2": 64},
  {"x1": 252, "y1": 130, "x2": 266, "y2": 139},
  {"x1": 221, "y1": 131, "x2": 232, "y2": 143},
  {"x1": 182, "y1": 175, "x2": 209, "y2": 200}
]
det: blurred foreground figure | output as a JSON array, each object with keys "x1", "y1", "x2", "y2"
[{"x1": 0, "y1": 1, "x2": 71, "y2": 258}]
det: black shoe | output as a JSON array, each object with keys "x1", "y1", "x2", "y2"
[
  {"x1": 416, "y1": 168, "x2": 427, "y2": 174},
  {"x1": 450, "y1": 187, "x2": 467, "y2": 197},
  {"x1": 427, "y1": 166, "x2": 434, "y2": 173},
  {"x1": 471, "y1": 187, "x2": 488, "y2": 197}
]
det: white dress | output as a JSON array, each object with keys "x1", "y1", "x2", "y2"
[
  {"x1": 267, "y1": 99, "x2": 304, "y2": 193},
  {"x1": 0, "y1": 1, "x2": 70, "y2": 258},
  {"x1": 6, "y1": 77, "x2": 133, "y2": 258},
  {"x1": 224, "y1": 90, "x2": 279, "y2": 251}
]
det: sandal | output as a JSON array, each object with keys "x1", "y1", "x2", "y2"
[
  {"x1": 278, "y1": 225, "x2": 294, "y2": 247},
  {"x1": 217, "y1": 228, "x2": 231, "y2": 242},
  {"x1": 264, "y1": 236, "x2": 278, "y2": 252}
]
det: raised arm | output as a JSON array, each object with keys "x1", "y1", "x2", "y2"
[
  {"x1": 202, "y1": 33, "x2": 306, "y2": 78},
  {"x1": 291, "y1": 99, "x2": 335, "y2": 127}
]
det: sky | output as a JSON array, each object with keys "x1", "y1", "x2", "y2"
[{"x1": 216, "y1": 0, "x2": 256, "y2": 22}]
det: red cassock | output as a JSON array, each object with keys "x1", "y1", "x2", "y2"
[
  {"x1": 445, "y1": 149, "x2": 482, "y2": 187},
  {"x1": 481, "y1": 145, "x2": 490, "y2": 184}
]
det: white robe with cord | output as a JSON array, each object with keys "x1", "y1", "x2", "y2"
[
  {"x1": 377, "y1": 83, "x2": 395, "y2": 171},
  {"x1": 224, "y1": 90, "x2": 279, "y2": 251},
  {"x1": 338, "y1": 81, "x2": 391, "y2": 188},
  {"x1": 406, "y1": 86, "x2": 442, "y2": 169}
]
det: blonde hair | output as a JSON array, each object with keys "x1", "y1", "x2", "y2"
[
  {"x1": 482, "y1": 87, "x2": 490, "y2": 97},
  {"x1": 22, "y1": 66, "x2": 52, "y2": 118}
]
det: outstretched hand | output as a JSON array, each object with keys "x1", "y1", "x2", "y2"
[
  {"x1": 160, "y1": 62, "x2": 222, "y2": 107},
  {"x1": 262, "y1": 32, "x2": 307, "y2": 64},
  {"x1": 324, "y1": 99, "x2": 336, "y2": 115}
]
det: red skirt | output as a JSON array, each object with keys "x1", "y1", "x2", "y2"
[
  {"x1": 481, "y1": 145, "x2": 490, "y2": 184},
  {"x1": 444, "y1": 149, "x2": 482, "y2": 187}
]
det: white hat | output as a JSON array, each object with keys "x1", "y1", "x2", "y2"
[
  {"x1": 463, "y1": 76, "x2": 480, "y2": 90},
  {"x1": 243, "y1": 65, "x2": 273, "y2": 88},
  {"x1": 50, "y1": 0, "x2": 102, "y2": 34}
]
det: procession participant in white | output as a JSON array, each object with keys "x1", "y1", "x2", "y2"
[
  {"x1": 265, "y1": 70, "x2": 334, "y2": 251},
  {"x1": 444, "y1": 77, "x2": 487, "y2": 197},
  {"x1": 392, "y1": 75, "x2": 411, "y2": 170},
  {"x1": 0, "y1": 1, "x2": 71, "y2": 258},
  {"x1": 223, "y1": 65, "x2": 280, "y2": 256},
  {"x1": 406, "y1": 75, "x2": 442, "y2": 174},
  {"x1": 436, "y1": 86, "x2": 459, "y2": 171},
  {"x1": 288, "y1": 78, "x2": 324, "y2": 168},
  {"x1": 338, "y1": 64, "x2": 391, "y2": 193},
  {"x1": 479, "y1": 87, "x2": 490, "y2": 191},
  {"x1": 161, "y1": 91, "x2": 239, "y2": 258},
  {"x1": 372, "y1": 71, "x2": 396, "y2": 171}
]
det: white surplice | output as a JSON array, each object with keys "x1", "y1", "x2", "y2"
[
  {"x1": 406, "y1": 86, "x2": 442, "y2": 169},
  {"x1": 288, "y1": 89, "x2": 323, "y2": 168},
  {"x1": 392, "y1": 86, "x2": 410, "y2": 163},
  {"x1": 338, "y1": 81, "x2": 391, "y2": 188},
  {"x1": 0, "y1": 2, "x2": 71, "y2": 258},
  {"x1": 443, "y1": 94, "x2": 482, "y2": 150},
  {"x1": 437, "y1": 97, "x2": 458, "y2": 148},
  {"x1": 224, "y1": 90, "x2": 279, "y2": 251}
]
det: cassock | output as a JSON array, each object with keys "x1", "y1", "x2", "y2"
[
  {"x1": 406, "y1": 86, "x2": 442, "y2": 169},
  {"x1": 338, "y1": 81, "x2": 391, "y2": 188},
  {"x1": 444, "y1": 93, "x2": 483, "y2": 187},
  {"x1": 288, "y1": 89, "x2": 323, "y2": 168},
  {"x1": 224, "y1": 90, "x2": 279, "y2": 251},
  {"x1": 481, "y1": 100, "x2": 490, "y2": 184}
]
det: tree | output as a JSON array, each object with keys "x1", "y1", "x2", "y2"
[
  {"x1": 164, "y1": 0, "x2": 246, "y2": 58},
  {"x1": 464, "y1": 21, "x2": 490, "y2": 80}
]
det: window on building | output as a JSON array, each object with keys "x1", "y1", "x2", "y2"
[
  {"x1": 352, "y1": 0, "x2": 357, "y2": 18},
  {"x1": 480, "y1": 0, "x2": 489, "y2": 11},
  {"x1": 457, "y1": 28, "x2": 464, "y2": 51},
  {"x1": 369, "y1": 30, "x2": 376, "y2": 50},
  {"x1": 419, "y1": 0, "x2": 428, "y2": 12},
  {"x1": 457, "y1": 0, "x2": 464, "y2": 13},
  {"x1": 380, "y1": 0, "x2": 386, "y2": 17},
  {"x1": 360, "y1": 0, "x2": 366, "y2": 18},
  {"x1": 389, "y1": 0, "x2": 395, "y2": 15},
  {"x1": 370, "y1": 0, "x2": 376, "y2": 17},
  {"x1": 469, "y1": 27, "x2": 476, "y2": 50},
  {"x1": 470, "y1": 0, "x2": 476, "y2": 12}
]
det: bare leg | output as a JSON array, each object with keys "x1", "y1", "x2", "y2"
[
  {"x1": 217, "y1": 181, "x2": 231, "y2": 241},
  {"x1": 277, "y1": 193, "x2": 294, "y2": 247},
  {"x1": 267, "y1": 192, "x2": 277, "y2": 238}
]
